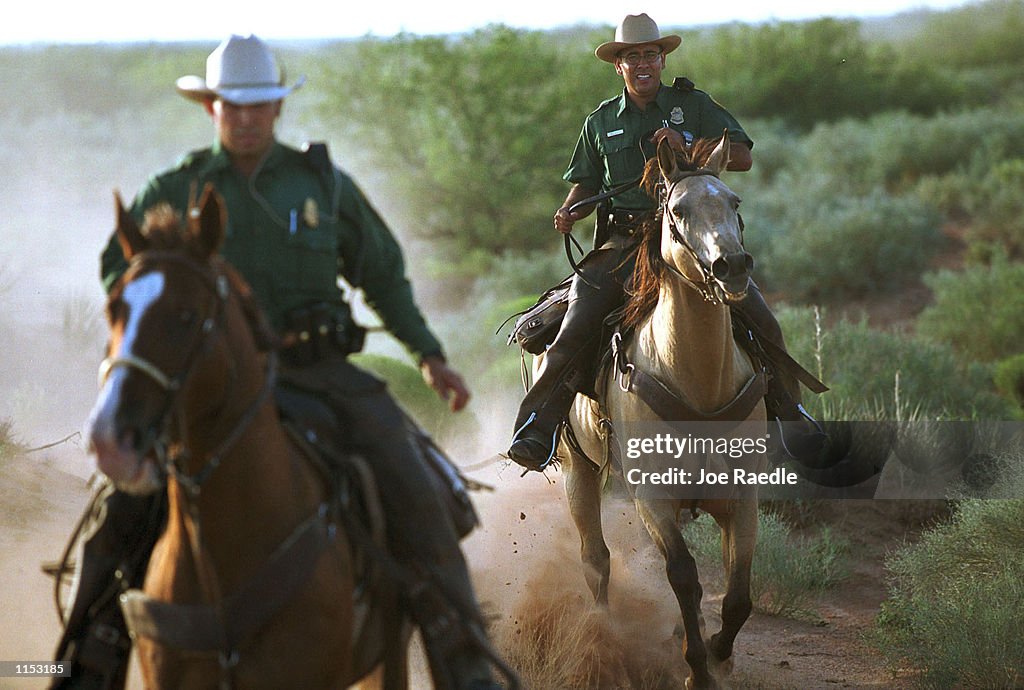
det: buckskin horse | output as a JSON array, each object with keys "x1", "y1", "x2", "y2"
[
  {"x1": 86, "y1": 185, "x2": 407, "y2": 689},
  {"x1": 553, "y1": 133, "x2": 766, "y2": 689}
]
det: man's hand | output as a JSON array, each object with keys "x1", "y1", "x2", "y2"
[
  {"x1": 553, "y1": 206, "x2": 584, "y2": 234},
  {"x1": 650, "y1": 127, "x2": 688, "y2": 153},
  {"x1": 420, "y1": 355, "x2": 471, "y2": 412}
]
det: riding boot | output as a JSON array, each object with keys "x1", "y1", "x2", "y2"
[
  {"x1": 312, "y1": 364, "x2": 518, "y2": 690},
  {"x1": 51, "y1": 486, "x2": 164, "y2": 690},
  {"x1": 508, "y1": 242, "x2": 635, "y2": 471},
  {"x1": 733, "y1": 284, "x2": 826, "y2": 459}
]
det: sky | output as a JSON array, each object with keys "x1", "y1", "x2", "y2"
[{"x1": 2, "y1": 0, "x2": 975, "y2": 44}]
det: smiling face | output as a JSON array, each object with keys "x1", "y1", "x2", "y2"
[{"x1": 615, "y1": 43, "x2": 665, "y2": 107}]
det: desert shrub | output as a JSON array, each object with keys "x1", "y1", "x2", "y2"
[
  {"x1": 916, "y1": 251, "x2": 1024, "y2": 363},
  {"x1": 994, "y1": 353, "x2": 1024, "y2": 411},
  {"x1": 903, "y1": 0, "x2": 1024, "y2": 71},
  {"x1": 751, "y1": 106, "x2": 1024, "y2": 203},
  {"x1": 681, "y1": 510, "x2": 850, "y2": 618},
  {"x1": 756, "y1": 190, "x2": 942, "y2": 301},
  {"x1": 348, "y1": 353, "x2": 478, "y2": 442},
  {"x1": 774, "y1": 306, "x2": 1012, "y2": 420},
  {"x1": 876, "y1": 457, "x2": 1024, "y2": 687},
  {"x1": 0, "y1": 418, "x2": 23, "y2": 463},
  {"x1": 962, "y1": 158, "x2": 1024, "y2": 257}
]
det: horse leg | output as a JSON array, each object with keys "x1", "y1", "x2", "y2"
[
  {"x1": 709, "y1": 500, "x2": 757, "y2": 671},
  {"x1": 636, "y1": 500, "x2": 717, "y2": 690},
  {"x1": 563, "y1": 447, "x2": 610, "y2": 605}
]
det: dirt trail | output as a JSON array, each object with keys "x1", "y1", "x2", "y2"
[{"x1": 0, "y1": 446, "x2": 916, "y2": 689}]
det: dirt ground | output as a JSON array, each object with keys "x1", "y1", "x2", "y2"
[{"x1": 0, "y1": 440, "x2": 929, "y2": 690}]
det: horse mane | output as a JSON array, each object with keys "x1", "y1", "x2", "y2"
[
  {"x1": 140, "y1": 202, "x2": 211, "y2": 256},
  {"x1": 136, "y1": 202, "x2": 279, "y2": 352},
  {"x1": 622, "y1": 138, "x2": 721, "y2": 330}
]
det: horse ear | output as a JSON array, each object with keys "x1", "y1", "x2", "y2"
[
  {"x1": 114, "y1": 190, "x2": 147, "y2": 259},
  {"x1": 706, "y1": 129, "x2": 732, "y2": 175},
  {"x1": 657, "y1": 138, "x2": 679, "y2": 179},
  {"x1": 191, "y1": 183, "x2": 226, "y2": 258}
]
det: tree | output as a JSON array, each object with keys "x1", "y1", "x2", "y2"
[{"x1": 313, "y1": 27, "x2": 617, "y2": 267}]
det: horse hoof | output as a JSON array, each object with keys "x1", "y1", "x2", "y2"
[
  {"x1": 685, "y1": 676, "x2": 721, "y2": 690},
  {"x1": 711, "y1": 654, "x2": 734, "y2": 677}
]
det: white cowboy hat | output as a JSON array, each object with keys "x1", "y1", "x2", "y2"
[
  {"x1": 176, "y1": 34, "x2": 305, "y2": 104},
  {"x1": 595, "y1": 13, "x2": 682, "y2": 63}
]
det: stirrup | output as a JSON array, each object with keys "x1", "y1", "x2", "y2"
[
  {"x1": 507, "y1": 413, "x2": 559, "y2": 474},
  {"x1": 775, "y1": 404, "x2": 827, "y2": 460}
]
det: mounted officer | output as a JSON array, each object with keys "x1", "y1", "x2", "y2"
[
  {"x1": 506, "y1": 13, "x2": 824, "y2": 472},
  {"x1": 53, "y1": 34, "x2": 512, "y2": 690}
]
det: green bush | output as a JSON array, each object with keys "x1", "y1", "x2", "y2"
[
  {"x1": 756, "y1": 190, "x2": 942, "y2": 301},
  {"x1": 681, "y1": 510, "x2": 850, "y2": 618},
  {"x1": 876, "y1": 458, "x2": 1024, "y2": 687},
  {"x1": 678, "y1": 19, "x2": 954, "y2": 130},
  {"x1": 963, "y1": 158, "x2": 1024, "y2": 257},
  {"x1": 774, "y1": 306, "x2": 1012, "y2": 420},
  {"x1": 348, "y1": 353, "x2": 478, "y2": 442},
  {"x1": 916, "y1": 251, "x2": 1024, "y2": 363},
  {"x1": 903, "y1": 0, "x2": 1024, "y2": 71},
  {"x1": 994, "y1": 353, "x2": 1024, "y2": 411}
]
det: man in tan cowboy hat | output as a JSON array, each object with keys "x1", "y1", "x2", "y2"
[
  {"x1": 507, "y1": 14, "x2": 824, "y2": 471},
  {"x1": 52, "y1": 33, "x2": 514, "y2": 690}
]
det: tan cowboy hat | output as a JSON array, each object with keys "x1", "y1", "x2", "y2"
[
  {"x1": 176, "y1": 34, "x2": 305, "y2": 104},
  {"x1": 595, "y1": 13, "x2": 682, "y2": 63}
]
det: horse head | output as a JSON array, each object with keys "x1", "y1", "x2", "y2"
[
  {"x1": 656, "y1": 131, "x2": 752, "y2": 303},
  {"x1": 88, "y1": 184, "x2": 272, "y2": 495}
]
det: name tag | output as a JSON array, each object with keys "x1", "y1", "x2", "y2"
[{"x1": 606, "y1": 129, "x2": 624, "y2": 137}]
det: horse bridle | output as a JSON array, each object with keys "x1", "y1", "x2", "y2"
[
  {"x1": 658, "y1": 168, "x2": 749, "y2": 305},
  {"x1": 99, "y1": 251, "x2": 276, "y2": 497}
]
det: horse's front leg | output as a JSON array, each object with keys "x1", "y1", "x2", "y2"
[
  {"x1": 709, "y1": 498, "x2": 757, "y2": 674},
  {"x1": 636, "y1": 500, "x2": 717, "y2": 690},
  {"x1": 563, "y1": 442, "x2": 610, "y2": 605}
]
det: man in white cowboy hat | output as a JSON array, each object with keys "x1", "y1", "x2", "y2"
[
  {"x1": 52, "y1": 34, "x2": 514, "y2": 690},
  {"x1": 507, "y1": 14, "x2": 824, "y2": 471}
]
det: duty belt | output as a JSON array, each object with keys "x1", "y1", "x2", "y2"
[{"x1": 607, "y1": 209, "x2": 651, "y2": 234}]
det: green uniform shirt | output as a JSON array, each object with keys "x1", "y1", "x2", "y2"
[
  {"x1": 100, "y1": 140, "x2": 444, "y2": 360},
  {"x1": 563, "y1": 83, "x2": 752, "y2": 211}
]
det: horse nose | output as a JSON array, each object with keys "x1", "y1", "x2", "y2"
[{"x1": 711, "y1": 251, "x2": 754, "y2": 281}]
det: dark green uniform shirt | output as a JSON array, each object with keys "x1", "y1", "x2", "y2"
[
  {"x1": 100, "y1": 140, "x2": 444, "y2": 360},
  {"x1": 564, "y1": 83, "x2": 752, "y2": 211}
]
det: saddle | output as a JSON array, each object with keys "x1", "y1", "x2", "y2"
[
  {"x1": 273, "y1": 382, "x2": 480, "y2": 541},
  {"x1": 508, "y1": 280, "x2": 826, "y2": 410},
  {"x1": 506, "y1": 275, "x2": 573, "y2": 355}
]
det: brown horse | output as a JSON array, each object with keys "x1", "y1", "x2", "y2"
[
  {"x1": 86, "y1": 186, "x2": 407, "y2": 689},
  {"x1": 554, "y1": 133, "x2": 766, "y2": 689}
]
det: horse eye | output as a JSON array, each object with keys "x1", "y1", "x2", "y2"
[{"x1": 179, "y1": 309, "x2": 197, "y2": 326}]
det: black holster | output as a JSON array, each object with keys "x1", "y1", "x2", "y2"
[
  {"x1": 283, "y1": 302, "x2": 366, "y2": 366},
  {"x1": 592, "y1": 200, "x2": 612, "y2": 250}
]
